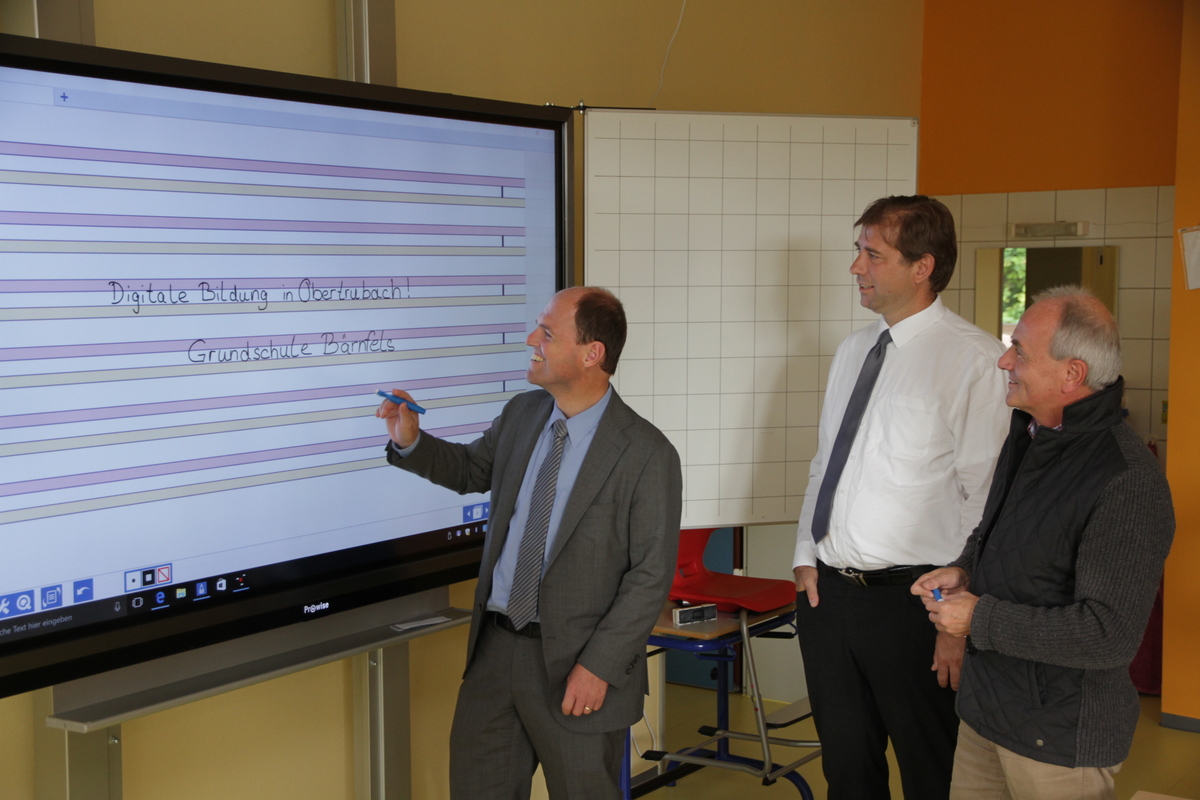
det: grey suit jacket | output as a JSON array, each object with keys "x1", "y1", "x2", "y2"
[{"x1": 388, "y1": 388, "x2": 682, "y2": 732}]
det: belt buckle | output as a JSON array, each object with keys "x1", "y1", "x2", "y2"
[{"x1": 837, "y1": 567, "x2": 868, "y2": 587}]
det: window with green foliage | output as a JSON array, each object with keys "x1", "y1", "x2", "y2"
[{"x1": 1002, "y1": 247, "x2": 1027, "y2": 326}]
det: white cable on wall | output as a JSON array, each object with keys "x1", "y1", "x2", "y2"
[{"x1": 649, "y1": 0, "x2": 688, "y2": 108}]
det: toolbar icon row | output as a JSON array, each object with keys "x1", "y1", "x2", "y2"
[
  {"x1": 125, "y1": 564, "x2": 172, "y2": 592},
  {"x1": 0, "y1": 591, "x2": 34, "y2": 618}
]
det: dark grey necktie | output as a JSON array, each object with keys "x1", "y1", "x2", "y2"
[
  {"x1": 507, "y1": 419, "x2": 569, "y2": 629},
  {"x1": 811, "y1": 328, "x2": 892, "y2": 543}
]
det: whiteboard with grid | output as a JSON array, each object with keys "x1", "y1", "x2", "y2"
[{"x1": 584, "y1": 110, "x2": 918, "y2": 528}]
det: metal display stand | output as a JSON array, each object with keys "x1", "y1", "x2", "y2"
[{"x1": 34, "y1": 587, "x2": 469, "y2": 800}]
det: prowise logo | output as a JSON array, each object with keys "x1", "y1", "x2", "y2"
[{"x1": 303, "y1": 601, "x2": 330, "y2": 615}]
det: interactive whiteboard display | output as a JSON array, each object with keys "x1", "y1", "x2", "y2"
[{"x1": 0, "y1": 36, "x2": 567, "y2": 692}]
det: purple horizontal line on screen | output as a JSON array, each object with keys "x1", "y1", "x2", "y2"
[
  {"x1": 410, "y1": 274, "x2": 525, "y2": 286},
  {"x1": 0, "y1": 372, "x2": 525, "y2": 430},
  {"x1": 0, "y1": 140, "x2": 526, "y2": 187},
  {"x1": 0, "y1": 210, "x2": 524, "y2": 237},
  {"x1": 0, "y1": 243, "x2": 526, "y2": 257},
  {"x1": 0, "y1": 275, "x2": 526, "y2": 292},
  {"x1": 0, "y1": 421, "x2": 492, "y2": 498},
  {"x1": 0, "y1": 323, "x2": 526, "y2": 362}
]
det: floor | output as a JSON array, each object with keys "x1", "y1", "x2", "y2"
[{"x1": 628, "y1": 686, "x2": 1200, "y2": 799}]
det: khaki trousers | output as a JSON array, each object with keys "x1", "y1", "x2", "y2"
[{"x1": 950, "y1": 721, "x2": 1120, "y2": 800}]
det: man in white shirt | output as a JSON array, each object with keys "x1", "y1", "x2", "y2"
[{"x1": 793, "y1": 196, "x2": 1010, "y2": 800}]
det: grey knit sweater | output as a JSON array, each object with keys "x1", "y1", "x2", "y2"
[{"x1": 952, "y1": 379, "x2": 1175, "y2": 768}]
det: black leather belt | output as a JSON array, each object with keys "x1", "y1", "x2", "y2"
[
  {"x1": 489, "y1": 611, "x2": 541, "y2": 638},
  {"x1": 820, "y1": 562, "x2": 934, "y2": 588}
]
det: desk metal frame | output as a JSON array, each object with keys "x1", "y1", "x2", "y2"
[{"x1": 626, "y1": 605, "x2": 821, "y2": 799}]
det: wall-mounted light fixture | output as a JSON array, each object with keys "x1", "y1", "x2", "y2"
[{"x1": 1008, "y1": 221, "x2": 1089, "y2": 238}]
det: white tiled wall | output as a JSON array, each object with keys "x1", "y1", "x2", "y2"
[
  {"x1": 935, "y1": 187, "x2": 1173, "y2": 463},
  {"x1": 585, "y1": 110, "x2": 918, "y2": 528}
]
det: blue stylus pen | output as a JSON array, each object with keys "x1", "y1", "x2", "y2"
[
  {"x1": 932, "y1": 588, "x2": 944, "y2": 602},
  {"x1": 377, "y1": 390, "x2": 426, "y2": 415}
]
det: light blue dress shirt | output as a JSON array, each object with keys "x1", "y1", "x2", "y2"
[
  {"x1": 389, "y1": 387, "x2": 614, "y2": 620},
  {"x1": 486, "y1": 386, "x2": 612, "y2": 619}
]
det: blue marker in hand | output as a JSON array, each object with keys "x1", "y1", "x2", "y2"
[
  {"x1": 932, "y1": 588, "x2": 944, "y2": 602},
  {"x1": 377, "y1": 390, "x2": 426, "y2": 415}
]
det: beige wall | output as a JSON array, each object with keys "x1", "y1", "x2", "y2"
[
  {"x1": 392, "y1": 0, "x2": 921, "y2": 116},
  {"x1": 123, "y1": 661, "x2": 356, "y2": 800},
  {"x1": 0, "y1": 692, "x2": 34, "y2": 800},
  {"x1": 0, "y1": 3, "x2": 924, "y2": 799},
  {"x1": 93, "y1": 0, "x2": 339, "y2": 77}
]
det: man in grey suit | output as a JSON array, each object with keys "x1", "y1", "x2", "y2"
[{"x1": 377, "y1": 286, "x2": 682, "y2": 800}]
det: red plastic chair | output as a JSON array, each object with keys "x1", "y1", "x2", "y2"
[{"x1": 668, "y1": 528, "x2": 796, "y2": 613}]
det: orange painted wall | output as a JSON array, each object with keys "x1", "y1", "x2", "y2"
[
  {"x1": 919, "y1": 0, "x2": 1182, "y2": 195},
  {"x1": 1164, "y1": 0, "x2": 1200, "y2": 723}
]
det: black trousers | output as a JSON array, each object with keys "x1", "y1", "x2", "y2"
[{"x1": 796, "y1": 569, "x2": 959, "y2": 800}]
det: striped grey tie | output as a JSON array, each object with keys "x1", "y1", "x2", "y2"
[{"x1": 507, "y1": 419, "x2": 569, "y2": 630}]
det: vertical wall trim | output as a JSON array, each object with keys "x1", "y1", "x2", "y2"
[
  {"x1": 33, "y1": 688, "x2": 67, "y2": 800},
  {"x1": 336, "y1": 0, "x2": 366, "y2": 82},
  {"x1": 350, "y1": 652, "x2": 373, "y2": 800},
  {"x1": 367, "y1": 0, "x2": 396, "y2": 87},
  {"x1": 0, "y1": 0, "x2": 39, "y2": 37},
  {"x1": 973, "y1": 248, "x2": 1002, "y2": 337},
  {"x1": 369, "y1": 643, "x2": 411, "y2": 800},
  {"x1": 33, "y1": 0, "x2": 94, "y2": 45},
  {"x1": 33, "y1": 688, "x2": 119, "y2": 799},
  {"x1": 336, "y1": 0, "x2": 396, "y2": 86},
  {"x1": 106, "y1": 726, "x2": 122, "y2": 800}
]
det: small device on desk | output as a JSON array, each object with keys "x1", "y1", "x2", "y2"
[{"x1": 672, "y1": 603, "x2": 717, "y2": 626}]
